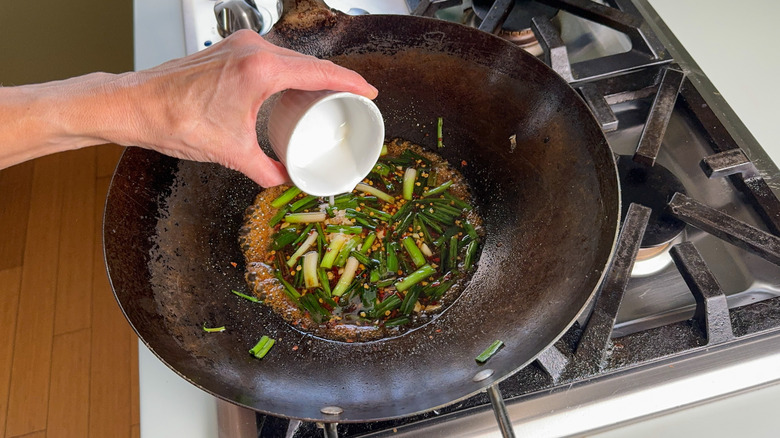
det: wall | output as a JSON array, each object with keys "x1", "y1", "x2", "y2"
[{"x1": 0, "y1": 0, "x2": 133, "y2": 85}]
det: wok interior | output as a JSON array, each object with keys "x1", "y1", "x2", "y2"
[{"x1": 104, "y1": 14, "x2": 619, "y2": 422}]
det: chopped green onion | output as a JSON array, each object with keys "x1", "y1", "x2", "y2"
[
  {"x1": 373, "y1": 162, "x2": 392, "y2": 176},
  {"x1": 360, "y1": 232, "x2": 377, "y2": 254},
  {"x1": 268, "y1": 206, "x2": 289, "y2": 227},
  {"x1": 271, "y1": 187, "x2": 301, "y2": 208},
  {"x1": 372, "y1": 294, "x2": 402, "y2": 318},
  {"x1": 385, "y1": 316, "x2": 411, "y2": 327},
  {"x1": 402, "y1": 236, "x2": 426, "y2": 268},
  {"x1": 249, "y1": 335, "x2": 275, "y2": 359},
  {"x1": 284, "y1": 212, "x2": 327, "y2": 223},
  {"x1": 476, "y1": 340, "x2": 504, "y2": 363},
  {"x1": 289, "y1": 195, "x2": 319, "y2": 212},
  {"x1": 400, "y1": 286, "x2": 421, "y2": 315},
  {"x1": 202, "y1": 323, "x2": 226, "y2": 333},
  {"x1": 332, "y1": 256, "x2": 360, "y2": 296},
  {"x1": 325, "y1": 225, "x2": 363, "y2": 234},
  {"x1": 355, "y1": 183, "x2": 395, "y2": 203},
  {"x1": 286, "y1": 230, "x2": 318, "y2": 268},
  {"x1": 386, "y1": 242, "x2": 399, "y2": 273},
  {"x1": 271, "y1": 227, "x2": 300, "y2": 251},
  {"x1": 464, "y1": 240, "x2": 478, "y2": 271},
  {"x1": 403, "y1": 168, "x2": 417, "y2": 201},
  {"x1": 437, "y1": 117, "x2": 443, "y2": 148},
  {"x1": 320, "y1": 233, "x2": 349, "y2": 269},
  {"x1": 302, "y1": 251, "x2": 320, "y2": 288},
  {"x1": 317, "y1": 268, "x2": 332, "y2": 295},
  {"x1": 231, "y1": 289, "x2": 261, "y2": 303},
  {"x1": 395, "y1": 264, "x2": 436, "y2": 292},
  {"x1": 350, "y1": 250, "x2": 377, "y2": 268},
  {"x1": 334, "y1": 236, "x2": 362, "y2": 267},
  {"x1": 423, "y1": 180, "x2": 453, "y2": 197}
]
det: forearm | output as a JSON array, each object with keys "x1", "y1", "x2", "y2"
[{"x1": 0, "y1": 72, "x2": 137, "y2": 169}]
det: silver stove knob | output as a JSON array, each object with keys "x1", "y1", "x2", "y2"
[{"x1": 214, "y1": 0, "x2": 282, "y2": 37}]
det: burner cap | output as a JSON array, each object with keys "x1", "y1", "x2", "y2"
[
  {"x1": 617, "y1": 155, "x2": 686, "y2": 248},
  {"x1": 472, "y1": 0, "x2": 559, "y2": 32}
]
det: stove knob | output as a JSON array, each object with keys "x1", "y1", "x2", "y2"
[{"x1": 214, "y1": 0, "x2": 282, "y2": 37}]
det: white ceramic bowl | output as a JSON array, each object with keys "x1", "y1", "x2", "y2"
[{"x1": 268, "y1": 90, "x2": 384, "y2": 196}]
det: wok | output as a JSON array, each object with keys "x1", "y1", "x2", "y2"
[{"x1": 104, "y1": 0, "x2": 620, "y2": 423}]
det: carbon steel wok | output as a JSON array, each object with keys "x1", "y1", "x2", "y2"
[{"x1": 104, "y1": 0, "x2": 620, "y2": 423}]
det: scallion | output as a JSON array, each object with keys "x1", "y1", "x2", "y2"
[
  {"x1": 395, "y1": 264, "x2": 436, "y2": 292},
  {"x1": 475, "y1": 340, "x2": 504, "y2": 363},
  {"x1": 403, "y1": 168, "x2": 417, "y2": 201},
  {"x1": 249, "y1": 335, "x2": 275, "y2": 359},
  {"x1": 202, "y1": 323, "x2": 226, "y2": 333},
  {"x1": 231, "y1": 289, "x2": 261, "y2": 303},
  {"x1": 270, "y1": 187, "x2": 301, "y2": 208}
]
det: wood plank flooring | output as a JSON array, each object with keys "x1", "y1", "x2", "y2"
[{"x1": 0, "y1": 144, "x2": 138, "y2": 438}]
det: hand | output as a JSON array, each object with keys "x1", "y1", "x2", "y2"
[
  {"x1": 117, "y1": 30, "x2": 379, "y2": 187},
  {"x1": 0, "y1": 30, "x2": 378, "y2": 187}
]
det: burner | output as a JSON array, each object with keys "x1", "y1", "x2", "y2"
[
  {"x1": 616, "y1": 155, "x2": 687, "y2": 275},
  {"x1": 467, "y1": 0, "x2": 559, "y2": 56}
]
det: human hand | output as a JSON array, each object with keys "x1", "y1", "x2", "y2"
[{"x1": 115, "y1": 30, "x2": 378, "y2": 187}]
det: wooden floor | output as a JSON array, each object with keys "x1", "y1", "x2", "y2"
[{"x1": 0, "y1": 144, "x2": 139, "y2": 438}]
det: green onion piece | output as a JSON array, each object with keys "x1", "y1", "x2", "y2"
[
  {"x1": 402, "y1": 236, "x2": 426, "y2": 268},
  {"x1": 274, "y1": 271, "x2": 301, "y2": 302},
  {"x1": 271, "y1": 187, "x2": 301, "y2": 208},
  {"x1": 395, "y1": 264, "x2": 436, "y2": 292},
  {"x1": 373, "y1": 162, "x2": 392, "y2": 176},
  {"x1": 372, "y1": 294, "x2": 402, "y2": 318},
  {"x1": 231, "y1": 289, "x2": 261, "y2": 303},
  {"x1": 302, "y1": 251, "x2": 320, "y2": 288},
  {"x1": 403, "y1": 168, "x2": 417, "y2": 201},
  {"x1": 332, "y1": 256, "x2": 360, "y2": 296},
  {"x1": 437, "y1": 117, "x2": 443, "y2": 148},
  {"x1": 360, "y1": 232, "x2": 377, "y2": 254},
  {"x1": 325, "y1": 225, "x2": 363, "y2": 234},
  {"x1": 249, "y1": 335, "x2": 276, "y2": 359},
  {"x1": 202, "y1": 323, "x2": 226, "y2": 333},
  {"x1": 463, "y1": 219, "x2": 479, "y2": 241},
  {"x1": 334, "y1": 236, "x2": 362, "y2": 267},
  {"x1": 448, "y1": 234, "x2": 459, "y2": 272},
  {"x1": 268, "y1": 206, "x2": 289, "y2": 227},
  {"x1": 289, "y1": 195, "x2": 319, "y2": 212},
  {"x1": 386, "y1": 242, "x2": 399, "y2": 273},
  {"x1": 284, "y1": 212, "x2": 327, "y2": 223},
  {"x1": 286, "y1": 230, "x2": 318, "y2": 268},
  {"x1": 423, "y1": 180, "x2": 453, "y2": 197},
  {"x1": 476, "y1": 340, "x2": 504, "y2": 363},
  {"x1": 320, "y1": 233, "x2": 349, "y2": 269},
  {"x1": 385, "y1": 316, "x2": 411, "y2": 327},
  {"x1": 350, "y1": 250, "x2": 377, "y2": 268},
  {"x1": 400, "y1": 286, "x2": 421, "y2": 315},
  {"x1": 380, "y1": 143, "x2": 388, "y2": 156},
  {"x1": 317, "y1": 268, "x2": 332, "y2": 295},
  {"x1": 464, "y1": 240, "x2": 478, "y2": 271},
  {"x1": 362, "y1": 206, "x2": 392, "y2": 222},
  {"x1": 355, "y1": 183, "x2": 395, "y2": 203},
  {"x1": 271, "y1": 227, "x2": 299, "y2": 251}
]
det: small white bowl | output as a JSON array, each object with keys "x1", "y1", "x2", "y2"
[{"x1": 268, "y1": 90, "x2": 384, "y2": 196}]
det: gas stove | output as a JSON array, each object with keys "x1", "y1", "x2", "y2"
[{"x1": 135, "y1": 1, "x2": 780, "y2": 437}]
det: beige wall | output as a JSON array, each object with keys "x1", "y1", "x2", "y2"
[{"x1": 0, "y1": 0, "x2": 133, "y2": 86}]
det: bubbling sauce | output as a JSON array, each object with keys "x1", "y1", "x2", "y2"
[{"x1": 238, "y1": 139, "x2": 483, "y2": 342}]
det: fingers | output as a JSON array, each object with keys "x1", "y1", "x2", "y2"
[
  {"x1": 234, "y1": 149, "x2": 291, "y2": 187},
  {"x1": 274, "y1": 57, "x2": 379, "y2": 99}
]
